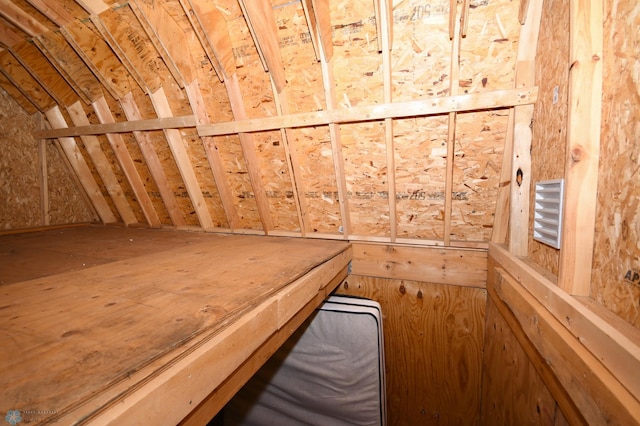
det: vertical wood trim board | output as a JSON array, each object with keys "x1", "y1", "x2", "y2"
[{"x1": 558, "y1": 0, "x2": 603, "y2": 296}]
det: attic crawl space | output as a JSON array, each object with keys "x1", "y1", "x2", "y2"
[{"x1": 0, "y1": 0, "x2": 638, "y2": 424}]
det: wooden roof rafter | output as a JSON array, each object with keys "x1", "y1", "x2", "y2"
[{"x1": 0, "y1": 0, "x2": 49, "y2": 37}]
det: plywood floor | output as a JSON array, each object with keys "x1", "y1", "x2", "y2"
[{"x1": 0, "y1": 226, "x2": 351, "y2": 424}]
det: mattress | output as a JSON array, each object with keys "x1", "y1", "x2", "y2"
[{"x1": 223, "y1": 295, "x2": 386, "y2": 426}]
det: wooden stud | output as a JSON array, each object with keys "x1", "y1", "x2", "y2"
[
  {"x1": 119, "y1": 92, "x2": 186, "y2": 228},
  {"x1": 491, "y1": 108, "x2": 515, "y2": 244},
  {"x1": 44, "y1": 106, "x2": 117, "y2": 224},
  {"x1": 558, "y1": 0, "x2": 603, "y2": 296},
  {"x1": 184, "y1": 80, "x2": 241, "y2": 229},
  {"x1": 508, "y1": 1, "x2": 543, "y2": 257},
  {"x1": 224, "y1": 73, "x2": 273, "y2": 233},
  {"x1": 92, "y1": 96, "x2": 162, "y2": 228},
  {"x1": 38, "y1": 129, "x2": 49, "y2": 226},
  {"x1": 237, "y1": 0, "x2": 286, "y2": 93},
  {"x1": 149, "y1": 87, "x2": 215, "y2": 230},
  {"x1": 301, "y1": 0, "x2": 333, "y2": 62},
  {"x1": 444, "y1": 9, "x2": 461, "y2": 246},
  {"x1": 519, "y1": 0, "x2": 531, "y2": 25},
  {"x1": 66, "y1": 100, "x2": 138, "y2": 226},
  {"x1": 461, "y1": 0, "x2": 470, "y2": 37}
]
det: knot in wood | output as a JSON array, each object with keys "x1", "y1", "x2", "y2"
[{"x1": 571, "y1": 146, "x2": 583, "y2": 163}]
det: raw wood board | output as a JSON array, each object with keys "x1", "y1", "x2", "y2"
[{"x1": 0, "y1": 228, "x2": 350, "y2": 423}]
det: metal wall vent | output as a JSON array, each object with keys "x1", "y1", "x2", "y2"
[{"x1": 533, "y1": 179, "x2": 565, "y2": 249}]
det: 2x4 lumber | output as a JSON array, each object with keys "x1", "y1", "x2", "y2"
[
  {"x1": 61, "y1": 19, "x2": 131, "y2": 101},
  {"x1": 444, "y1": 11, "x2": 461, "y2": 246},
  {"x1": 92, "y1": 96, "x2": 162, "y2": 228},
  {"x1": 0, "y1": 0, "x2": 48, "y2": 36},
  {"x1": 0, "y1": 49, "x2": 54, "y2": 111},
  {"x1": 93, "y1": 5, "x2": 163, "y2": 93},
  {"x1": 67, "y1": 100, "x2": 138, "y2": 226},
  {"x1": 350, "y1": 242, "x2": 487, "y2": 288},
  {"x1": 321, "y1": 54, "x2": 351, "y2": 239},
  {"x1": 38, "y1": 135, "x2": 49, "y2": 226},
  {"x1": 508, "y1": 1, "x2": 543, "y2": 256},
  {"x1": 0, "y1": 70, "x2": 38, "y2": 113},
  {"x1": 35, "y1": 30, "x2": 104, "y2": 103},
  {"x1": 237, "y1": 0, "x2": 286, "y2": 93},
  {"x1": 558, "y1": 0, "x2": 603, "y2": 296},
  {"x1": 33, "y1": 114, "x2": 197, "y2": 139},
  {"x1": 0, "y1": 21, "x2": 25, "y2": 47},
  {"x1": 519, "y1": 0, "x2": 531, "y2": 25},
  {"x1": 183, "y1": 0, "x2": 233, "y2": 80},
  {"x1": 491, "y1": 108, "x2": 515, "y2": 243},
  {"x1": 460, "y1": 0, "x2": 470, "y2": 37},
  {"x1": 25, "y1": 0, "x2": 75, "y2": 27},
  {"x1": 75, "y1": 0, "x2": 108, "y2": 15},
  {"x1": 44, "y1": 106, "x2": 117, "y2": 224},
  {"x1": 184, "y1": 80, "x2": 240, "y2": 229},
  {"x1": 129, "y1": 0, "x2": 187, "y2": 87},
  {"x1": 379, "y1": 0, "x2": 396, "y2": 241},
  {"x1": 224, "y1": 73, "x2": 273, "y2": 233},
  {"x1": 301, "y1": 0, "x2": 333, "y2": 62},
  {"x1": 11, "y1": 40, "x2": 79, "y2": 106},
  {"x1": 119, "y1": 91, "x2": 186, "y2": 227},
  {"x1": 490, "y1": 243, "x2": 640, "y2": 405},
  {"x1": 490, "y1": 265, "x2": 640, "y2": 425},
  {"x1": 272, "y1": 86, "x2": 309, "y2": 235},
  {"x1": 199, "y1": 87, "x2": 538, "y2": 136},
  {"x1": 149, "y1": 87, "x2": 215, "y2": 230}
]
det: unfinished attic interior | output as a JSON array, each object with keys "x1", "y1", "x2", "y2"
[{"x1": 0, "y1": 0, "x2": 638, "y2": 423}]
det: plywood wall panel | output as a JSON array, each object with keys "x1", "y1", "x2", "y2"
[
  {"x1": 591, "y1": 0, "x2": 640, "y2": 327},
  {"x1": 451, "y1": 110, "x2": 507, "y2": 242},
  {"x1": 459, "y1": 0, "x2": 519, "y2": 93},
  {"x1": 481, "y1": 297, "x2": 558, "y2": 425},
  {"x1": 394, "y1": 116, "x2": 448, "y2": 240},
  {"x1": 527, "y1": 0, "x2": 569, "y2": 276},
  {"x1": 336, "y1": 275, "x2": 486, "y2": 425}
]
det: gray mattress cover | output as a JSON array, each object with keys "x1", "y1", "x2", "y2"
[{"x1": 224, "y1": 295, "x2": 386, "y2": 426}]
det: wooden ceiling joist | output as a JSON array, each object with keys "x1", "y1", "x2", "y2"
[
  {"x1": 0, "y1": 48, "x2": 54, "y2": 110},
  {"x1": 35, "y1": 30, "x2": 103, "y2": 103},
  {"x1": 119, "y1": 91, "x2": 187, "y2": 228},
  {"x1": 92, "y1": 96, "x2": 162, "y2": 228},
  {"x1": 66, "y1": 100, "x2": 138, "y2": 226},
  {"x1": 11, "y1": 40, "x2": 79, "y2": 106},
  {"x1": 149, "y1": 87, "x2": 216, "y2": 230},
  {"x1": 61, "y1": 18, "x2": 132, "y2": 101},
  {"x1": 237, "y1": 0, "x2": 286, "y2": 93},
  {"x1": 0, "y1": 0, "x2": 48, "y2": 36},
  {"x1": 44, "y1": 105, "x2": 117, "y2": 224}
]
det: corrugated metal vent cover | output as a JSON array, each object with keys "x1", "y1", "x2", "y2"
[{"x1": 533, "y1": 179, "x2": 565, "y2": 249}]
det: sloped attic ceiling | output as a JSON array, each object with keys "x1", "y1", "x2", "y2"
[{"x1": 0, "y1": 0, "x2": 537, "y2": 246}]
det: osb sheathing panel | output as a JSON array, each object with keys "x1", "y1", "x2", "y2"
[
  {"x1": 591, "y1": 0, "x2": 640, "y2": 327},
  {"x1": 528, "y1": 0, "x2": 569, "y2": 276},
  {"x1": 453, "y1": 110, "x2": 507, "y2": 242},
  {"x1": 481, "y1": 298, "x2": 559, "y2": 424},
  {"x1": 336, "y1": 275, "x2": 486, "y2": 425},
  {"x1": 0, "y1": 89, "x2": 92, "y2": 228}
]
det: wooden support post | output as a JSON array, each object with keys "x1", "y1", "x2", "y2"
[
  {"x1": 149, "y1": 87, "x2": 215, "y2": 230},
  {"x1": 44, "y1": 106, "x2": 117, "y2": 224},
  {"x1": 38, "y1": 128, "x2": 49, "y2": 226},
  {"x1": 558, "y1": 0, "x2": 602, "y2": 296},
  {"x1": 66, "y1": 100, "x2": 138, "y2": 226},
  {"x1": 120, "y1": 92, "x2": 186, "y2": 228},
  {"x1": 507, "y1": 1, "x2": 543, "y2": 256},
  {"x1": 92, "y1": 96, "x2": 162, "y2": 228}
]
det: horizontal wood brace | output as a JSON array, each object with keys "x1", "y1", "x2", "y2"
[{"x1": 34, "y1": 87, "x2": 537, "y2": 140}]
